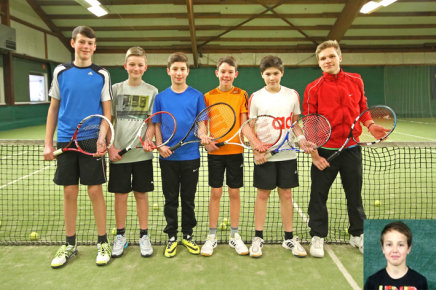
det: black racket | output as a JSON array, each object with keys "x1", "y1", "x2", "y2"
[
  {"x1": 169, "y1": 102, "x2": 236, "y2": 152},
  {"x1": 327, "y1": 105, "x2": 397, "y2": 162}
]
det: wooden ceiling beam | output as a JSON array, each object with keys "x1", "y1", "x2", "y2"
[
  {"x1": 186, "y1": 0, "x2": 199, "y2": 67},
  {"x1": 26, "y1": 0, "x2": 70, "y2": 51},
  {"x1": 327, "y1": 0, "x2": 366, "y2": 41}
]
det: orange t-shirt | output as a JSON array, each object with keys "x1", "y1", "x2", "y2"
[{"x1": 204, "y1": 87, "x2": 248, "y2": 155}]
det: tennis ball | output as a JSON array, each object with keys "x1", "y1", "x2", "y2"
[
  {"x1": 375, "y1": 200, "x2": 381, "y2": 206},
  {"x1": 30, "y1": 232, "x2": 39, "y2": 241},
  {"x1": 112, "y1": 227, "x2": 117, "y2": 235},
  {"x1": 153, "y1": 203, "x2": 159, "y2": 211},
  {"x1": 220, "y1": 223, "x2": 227, "y2": 231},
  {"x1": 223, "y1": 218, "x2": 229, "y2": 226}
]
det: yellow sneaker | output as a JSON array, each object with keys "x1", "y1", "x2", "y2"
[
  {"x1": 182, "y1": 235, "x2": 200, "y2": 255},
  {"x1": 164, "y1": 237, "x2": 178, "y2": 258}
]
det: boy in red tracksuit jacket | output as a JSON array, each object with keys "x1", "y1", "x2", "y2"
[{"x1": 303, "y1": 40, "x2": 374, "y2": 258}]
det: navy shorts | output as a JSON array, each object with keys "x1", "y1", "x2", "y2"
[
  {"x1": 53, "y1": 142, "x2": 107, "y2": 186},
  {"x1": 253, "y1": 159, "x2": 299, "y2": 190},
  {"x1": 208, "y1": 154, "x2": 243, "y2": 188},
  {"x1": 108, "y1": 160, "x2": 154, "y2": 193}
]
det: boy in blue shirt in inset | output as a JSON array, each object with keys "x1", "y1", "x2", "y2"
[{"x1": 152, "y1": 52, "x2": 208, "y2": 258}]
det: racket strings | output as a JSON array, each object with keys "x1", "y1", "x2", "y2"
[
  {"x1": 76, "y1": 116, "x2": 111, "y2": 153},
  {"x1": 358, "y1": 107, "x2": 395, "y2": 143},
  {"x1": 195, "y1": 104, "x2": 235, "y2": 140},
  {"x1": 298, "y1": 116, "x2": 331, "y2": 147},
  {"x1": 254, "y1": 116, "x2": 282, "y2": 146}
]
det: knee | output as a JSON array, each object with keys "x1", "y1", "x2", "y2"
[
  {"x1": 210, "y1": 188, "x2": 223, "y2": 201},
  {"x1": 257, "y1": 190, "x2": 270, "y2": 201}
]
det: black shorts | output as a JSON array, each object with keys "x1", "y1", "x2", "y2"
[
  {"x1": 208, "y1": 154, "x2": 243, "y2": 188},
  {"x1": 108, "y1": 160, "x2": 154, "y2": 193},
  {"x1": 253, "y1": 159, "x2": 299, "y2": 190},
  {"x1": 53, "y1": 142, "x2": 107, "y2": 186}
]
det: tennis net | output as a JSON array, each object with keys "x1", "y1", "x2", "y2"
[{"x1": 0, "y1": 140, "x2": 435, "y2": 245}]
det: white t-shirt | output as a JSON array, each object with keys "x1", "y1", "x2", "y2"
[{"x1": 249, "y1": 86, "x2": 301, "y2": 161}]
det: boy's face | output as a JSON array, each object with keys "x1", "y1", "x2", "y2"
[
  {"x1": 216, "y1": 62, "x2": 238, "y2": 88},
  {"x1": 261, "y1": 67, "x2": 283, "y2": 91},
  {"x1": 382, "y1": 230, "x2": 411, "y2": 267},
  {"x1": 318, "y1": 47, "x2": 342, "y2": 75},
  {"x1": 71, "y1": 33, "x2": 96, "y2": 62},
  {"x1": 124, "y1": 56, "x2": 147, "y2": 80},
  {"x1": 167, "y1": 62, "x2": 189, "y2": 86}
]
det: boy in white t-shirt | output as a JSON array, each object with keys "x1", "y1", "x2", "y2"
[{"x1": 248, "y1": 55, "x2": 307, "y2": 258}]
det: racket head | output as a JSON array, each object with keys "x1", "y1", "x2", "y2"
[
  {"x1": 194, "y1": 102, "x2": 236, "y2": 141},
  {"x1": 291, "y1": 114, "x2": 332, "y2": 149},
  {"x1": 353, "y1": 105, "x2": 397, "y2": 145},
  {"x1": 151, "y1": 111, "x2": 177, "y2": 147},
  {"x1": 74, "y1": 114, "x2": 114, "y2": 155},
  {"x1": 239, "y1": 115, "x2": 282, "y2": 149}
]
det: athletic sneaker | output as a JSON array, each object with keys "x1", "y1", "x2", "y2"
[
  {"x1": 249, "y1": 237, "x2": 264, "y2": 258},
  {"x1": 112, "y1": 234, "x2": 128, "y2": 258},
  {"x1": 282, "y1": 236, "x2": 307, "y2": 257},
  {"x1": 51, "y1": 244, "x2": 78, "y2": 269},
  {"x1": 229, "y1": 233, "x2": 249, "y2": 255},
  {"x1": 96, "y1": 242, "x2": 111, "y2": 266},
  {"x1": 139, "y1": 235, "x2": 153, "y2": 257},
  {"x1": 200, "y1": 234, "x2": 217, "y2": 257},
  {"x1": 310, "y1": 236, "x2": 324, "y2": 258},
  {"x1": 349, "y1": 234, "x2": 364, "y2": 254},
  {"x1": 164, "y1": 237, "x2": 178, "y2": 258},
  {"x1": 182, "y1": 235, "x2": 200, "y2": 255}
]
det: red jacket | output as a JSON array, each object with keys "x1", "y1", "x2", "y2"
[{"x1": 303, "y1": 69, "x2": 370, "y2": 149}]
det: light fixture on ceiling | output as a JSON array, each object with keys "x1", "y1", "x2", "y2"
[
  {"x1": 360, "y1": 0, "x2": 398, "y2": 14},
  {"x1": 75, "y1": 0, "x2": 109, "y2": 17}
]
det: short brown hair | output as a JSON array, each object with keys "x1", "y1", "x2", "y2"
[
  {"x1": 260, "y1": 55, "x2": 284, "y2": 73},
  {"x1": 217, "y1": 56, "x2": 237, "y2": 70},
  {"x1": 125, "y1": 46, "x2": 147, "y2": 63},
  {"x1": 72, "y1": 26, "x2": 96, "y2": 40},
  {"x1": 167, "y1": 52, "x2": 189, "y2": 69},
  {"x1": 380, "y1": 221, "x2": 413, "y2": 248},
  {"x1": 315, "y1": 40, "x2": 341, "y2": 61}
]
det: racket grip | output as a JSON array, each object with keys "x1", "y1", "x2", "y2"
[
  {"x1": 326, "y1": 151, "x2": 339, "y2": 163},
  {"x1": 264, "y1": 152, "x2": 272, "y2": 159},
  {"x1": 215, "y1": 142, "x2": 225, "y2": 147},
  {"x1": 169, "y1": 143, "x2": 181, "y2": 152},
  {"x1": 53, "y1": 148, "x2": 63, "y2": 157},
  {"x1": 118, "y1": 149, "x2": 128, "y2": 156}
]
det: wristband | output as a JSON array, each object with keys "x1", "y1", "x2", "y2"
[
  {"x1": 297, "y1": 135, "x2": 306, "y2": 142},
  {"x1": 368, "y1": 123, "x2": 375, "y2": 130}
]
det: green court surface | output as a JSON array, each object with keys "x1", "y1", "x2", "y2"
[{"x1": 0, "y1": 244, "x2": 363, "y2": 290}]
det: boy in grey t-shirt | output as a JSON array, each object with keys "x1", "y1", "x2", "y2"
[{"x1": 108, "y1": 47, "x2": 158, "y2": 258}]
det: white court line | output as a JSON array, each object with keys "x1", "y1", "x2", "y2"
[
  {"x1": 0, "y1": 164, "x2": 55, "y2": 190},
  {"x1": 394, "y1": 131, "x2": 436, "y2": 141},
  {"x1": 293, "y1": 201, "x2": 361, "y2": 290}
]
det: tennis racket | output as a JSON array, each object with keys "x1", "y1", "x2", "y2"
[
  {"x1": 215, "y1": 115, "x2": 282, "y2": 151},
  {"x1": 265, "y1": 114, "x2": 331, "y2": 159},
  {"x1": 53, "y1": 114, "x2": 114, "y2": 156},
  {"x1": 118, "y1": 111, "x2": 177, "y2": 156},
  {"x1": 326, "y1": 105, "x2": 397, "y2": 162},
  {"x1": 169, "y1": 102, "x2": 236, "y2": 152}
]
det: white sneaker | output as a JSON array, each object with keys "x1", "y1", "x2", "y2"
[
  {"x1": 249, "y1": 237, "x2": 264, "y2": 258},
  {"x1": 96, "y1": 242, "x2": 111, "y2": 266},
  {"x1": 282, "y1": 236, "x2": 307, "y2": 258},
  {"x1": 139, "y1": 235, "x2": 153, "y2": 257},
  {"x1": 51, "y1": 244, "x2": 78, "y2": 269},
  {"x1": 200, "y1": 234, "x2": 217, "y2": 257},
  {"x1": 310, "y1": 236, "x2": 324, "y2": 258},
  {"x1": 349, "y1": 234, "x2": 364, "y2": 254},
  {"x1": 112, "y1": 235, "x2": 128, "y2": 258},
  {"x1": 229, "y1": 233, "x2": 249, "y2": 255}
]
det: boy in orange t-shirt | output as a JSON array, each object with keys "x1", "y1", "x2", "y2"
[{"x1": 201, "y1": 56, "x2": 249, "y2": 257}]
